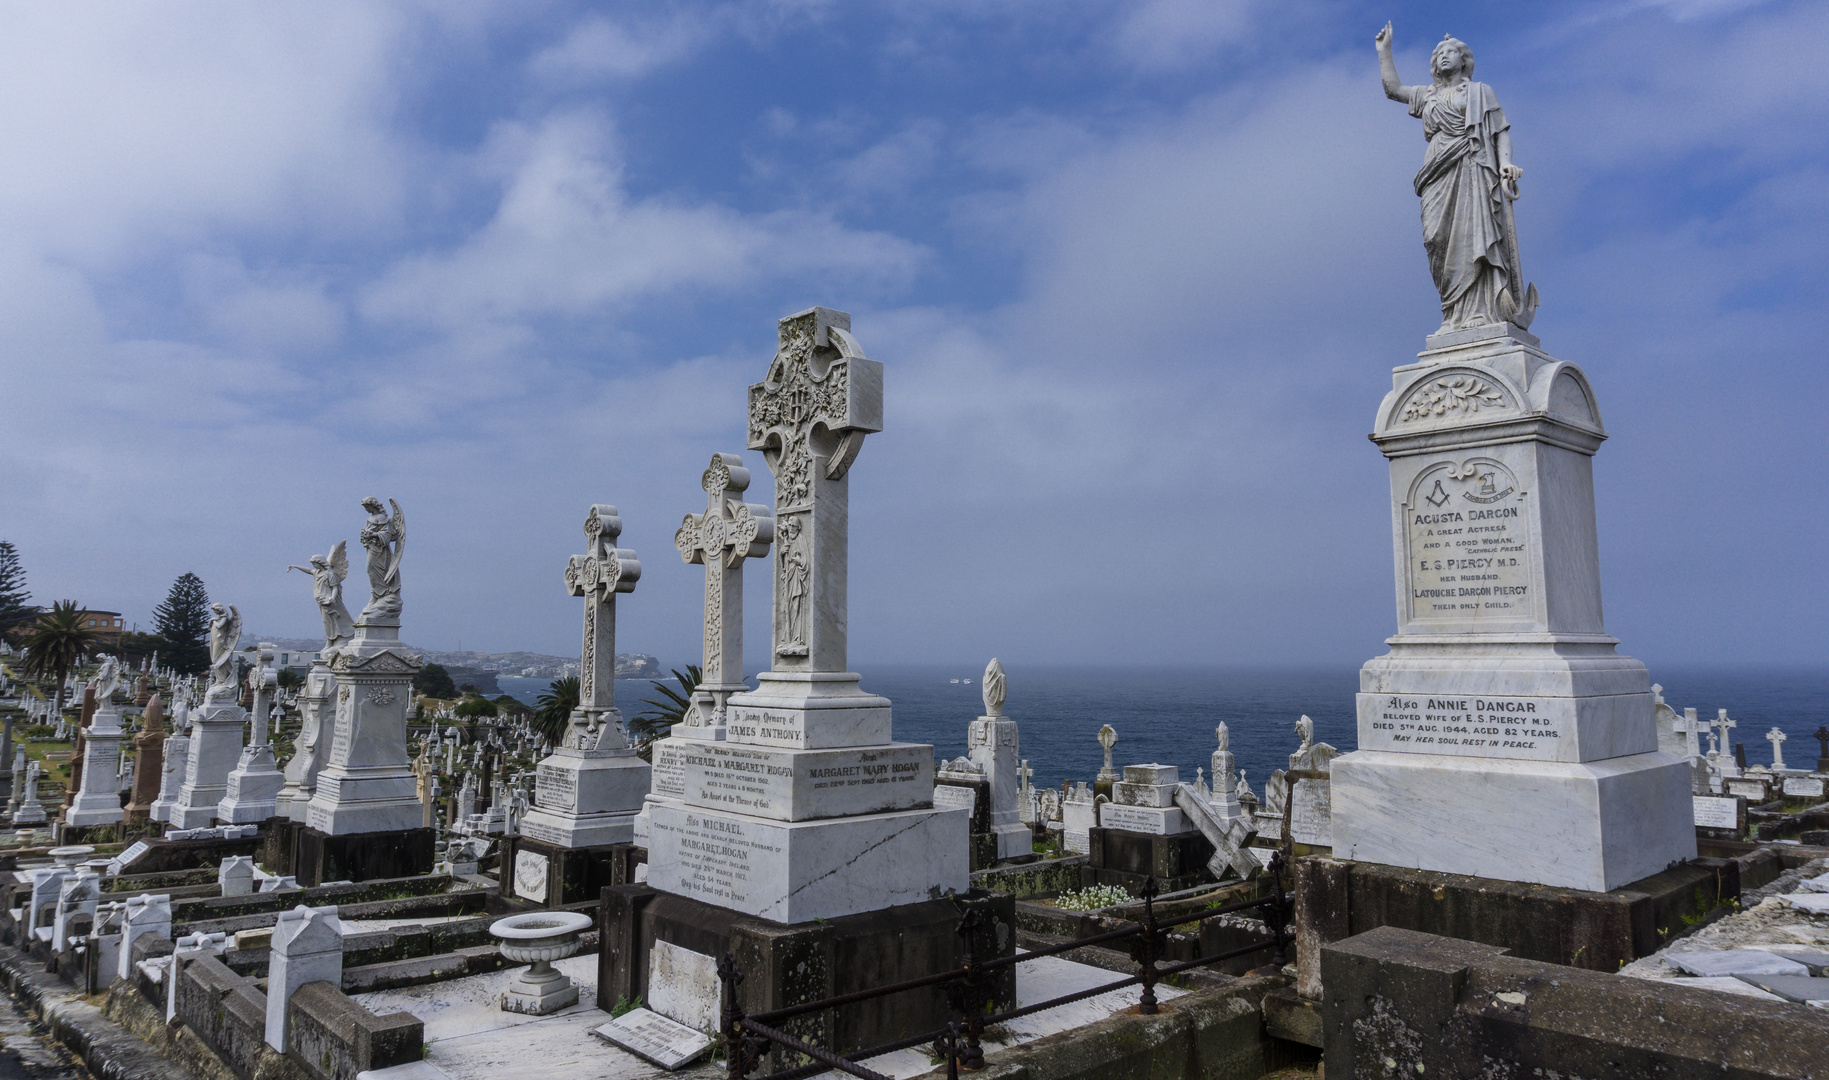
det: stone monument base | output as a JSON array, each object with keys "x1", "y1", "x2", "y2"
[
  {"x1": 645, "y1": 801, "x2": 968, "y2": 923},
  {"x1": 1330, "y1": 749, "x2": 1695, "y2": 893},
  {"x1": 500, "y1": 836, "x2": 643, "y2": 908},
  {"x1": 292, "y1": 826, "x2": 434, "y2": 886},
  {"x1": 600, "y1": 886, "x2": 1015, "y2": 1058},
  {"x1": 1083, "y1": 825, "x2": 1215, "y2": 893},
  {"x1": 260, "y1": 818, "x2": 305, "y2": 876},
  {"x1": 1293, "y1": 852, "x2": 1742, "y2": 977}
]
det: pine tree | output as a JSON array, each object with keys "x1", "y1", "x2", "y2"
[
  {"x1": 0, "y1": 541, "x2": 36, "y2": 638},
  {"x1": 153, "y1": 573, "x2": 212, "y2": 675}
]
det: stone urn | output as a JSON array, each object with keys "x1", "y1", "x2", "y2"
[
  {"x1": 48, "y1": 845, "x2": 94, "y2": 869},
  {"x1": 490, "y1": 911, "x2": 592, "y2": 1015}
]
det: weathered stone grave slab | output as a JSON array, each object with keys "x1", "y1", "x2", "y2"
[
  {"x1": 1733, "y1": 973, "x2": 1829, "y2": 1004},
  {"x1": 1666, "y1": 950, "x2": 1809, "y2": 978},
  {"x1": 595, "y1": 1007, "x2": 712, "y2": 1071}
]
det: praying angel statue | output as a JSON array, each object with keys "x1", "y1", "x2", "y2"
[
  {"x1": 1375, "y1": 23, "x2": 1536, "y2": 333},
  {"x1": 358, "y1": 496, "x2": 406, "y2": 621},
  {"x1": 205, "y1": 603, "x2": 242, "y2": 704},
  {"x1": 288, "y1": 540, "x2": 355, "y2": 651}
]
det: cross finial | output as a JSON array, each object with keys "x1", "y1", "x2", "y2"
[
  {"x1": 674, "y1": 453, "x2": 773, "y2": 726},
  {"x1": 747, "y1": 307, "x2": 883, "y2": 671},
  {"x1": 563, "y1": 504, "x2": 640, "y2": 747}
]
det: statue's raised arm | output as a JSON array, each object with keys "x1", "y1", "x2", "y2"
[{"x1": 1374, "y1": 24, "x2": 1537, "y2": 333}]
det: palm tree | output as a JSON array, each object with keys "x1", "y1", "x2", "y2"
[
  {"x1": 533, "y1": 676, "x2": 579, "y2": 746},
  {"x1": 21, "y1": 600, "x2": 98, "y2": 713},
  {"x1": 635, "y1": 666, "x2": 702, "y2": 748}
]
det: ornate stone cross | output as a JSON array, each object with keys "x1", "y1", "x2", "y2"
[
  {"x1": 1815, "y1": 726, "x2": 1829, "y2": 766},
  {"x1": 563, "y1": 505, "x2": 641, "y2": 747},
  {"x1": 675, "y1": 453, "x2": 773, "y2": 702},
  {"x1": 747, "y1": 307, "x2": 883, "y2": 672},
  {"x1": 1767, "y1": 727, "x2": 1787, "y2": 771}
]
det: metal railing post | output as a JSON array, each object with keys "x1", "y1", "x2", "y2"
[
  {"x1": 1134, "y1": 875, "x2": 1161, "y2": 1015},
  {"x1": 719, "y1": 951, "x2": 766, "y2": 1080},
  {"x1": 945, "y1": 905, "x2": 987, "y2": 1070},
  {"x1": 1265, "y1": 851, "x2": 1291, "y2": 968}
]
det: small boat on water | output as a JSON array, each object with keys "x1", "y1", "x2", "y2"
[{"x1": 949, "y1": 679, "x2": 960, "y2": 684}]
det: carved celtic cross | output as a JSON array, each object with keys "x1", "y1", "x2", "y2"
[
  {"x1": 675, "y1": 453, "x2": 773, "y2": 695},
  {"x1": 747, "y1": 308, "x2": 882, "y2": 671},
  {"x1": 563, "y1": 504, "x2": 641, "y2": 744}
]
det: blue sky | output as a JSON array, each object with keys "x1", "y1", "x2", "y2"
[{"x1": 1, "y1": 0, "x2": 1823, "y2": 672}]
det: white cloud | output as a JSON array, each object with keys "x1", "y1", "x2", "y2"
[
  {"x1": 528, "y1": 9, "x2": 717, "y2": 84},
  {"x1": 362, "y1": 110, "x2": 926, "y2": 331}
]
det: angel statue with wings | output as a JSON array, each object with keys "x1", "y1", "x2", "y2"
[
  {"x1": 288, "y1": 540, "x2": 355, "y2": 651},
  {"x1": 204, "y1": 603, "x2": 243, "y2": 704},
  {"x1": 90, "y1": 655, "x2": 121, "y2": 706},
  {"x1": 358, "y1": 496, "x2": 406, "y2": 622}
]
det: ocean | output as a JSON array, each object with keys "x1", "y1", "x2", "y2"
[{"x1": 498, "y1": 666, "x2": 1827, "y2": 796}]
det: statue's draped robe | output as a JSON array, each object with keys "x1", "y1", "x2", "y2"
[{"x1": 1405, "y1": 80, "x2": 1510, "y2": 330}]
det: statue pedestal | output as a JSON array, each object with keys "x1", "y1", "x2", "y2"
[
  {"x1": 278, "y1": 662, "x2": 335, "y2": 821},
  {"x1": 305, "y1": 619, "x2": 422, "y2": 836},
  {"x1": 168, "y1": 703, "x2": 246, "y2": 830},
  {"x1": 520, "y1": 736, "x2": 650, "y2": 849},
  {"x1": 1329, "y1": 327, "x2": 1694, "y2": 892},
  {"x1": 217, "y1": 744, "x2": 285, "y2": 824}
]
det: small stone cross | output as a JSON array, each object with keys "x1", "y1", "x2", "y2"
[
  {"x1": 1673, "y1": 706, "x2": 1703, "y2": 758},
  {"x1": 747, "y1": 307, "x2": 883, "y2": 671},
  {"x1": 1017, "y1": 759, "x2": 1033, "y2": 797},
  {"x1": 562, "y1": 505, "x2": 640, "y2": 748},
  {"x1": 1814, "y1": 726, "x2": 1829, "y2": 760},
  {"x1": 675, "y1": 453, "x2": 773, "y2": 699},
  {"x1": 1096, "y1": 724, "x2": 1119, "y2": 781},
  {"x1": 1767, "y1": 727, "x2": 1787, "y2": 771}
]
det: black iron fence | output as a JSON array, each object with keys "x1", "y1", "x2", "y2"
[{"x1": 719, "y1": 853, "x2": 1292, "y2": 1080}]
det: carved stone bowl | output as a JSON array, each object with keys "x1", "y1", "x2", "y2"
[
  {"x1": 48, "y1": 845, "x2": 95, "y2": 868},
  {"x1": 490, "y1": 911, "x2": 593, "y2": 1015}
]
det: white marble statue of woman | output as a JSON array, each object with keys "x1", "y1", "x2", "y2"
[
  {"x1": 358, "y1": 496, "x2": 406, "y2": 621},
  {"x1": 91, "y1": 655, "x2": 121, "y2": 705},
  {"x1": 204, "y1": 603, "x2": 242, "y2": 703},
  {"x1": 1375, "y1": 24, "x2": 1534, "y2": 332},
  {"x1": 288, "y1": 540, "x2": 355, "y2": 650},
  {"x1": 982, "y1": 658, "x2": 1006, "y2": 718}
]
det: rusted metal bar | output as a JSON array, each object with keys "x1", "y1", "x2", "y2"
[{"x1": 739, "y1": 1018, "x2": 894, "y2": 1080}]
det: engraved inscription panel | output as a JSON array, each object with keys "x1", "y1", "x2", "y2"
[
  {"x1": 651, "y1": 741, "x2": 686, "y2": 798},
  {"x1": 1405, "y1": 458, "x2": 1532, "y2": 624},
  {"x1": 649, "y1": 808, "x2": 780, "y2": 909},
  {"x1": 1358, "y1": 692, "x2": 1576, "y2": 761},
  {"x1": 536, "y1": 763, "x2": 578, "y2": 811},
  {"x1": 1288, "y1": 779, "x2": 1332, "y2": 846},
  {"x1": 1692, "y1": 796, "x2": 1740, "y2": 830},
  {"x1": 1783, "y1": 777, "x2": 1825, "y2": 799}
]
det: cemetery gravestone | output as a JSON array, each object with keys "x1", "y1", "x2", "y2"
[
  {"x1": 509, "y1": 504, "x2": 649, "y2": 906},
  {"x1": 218, "y1": 645, "x2": 286, "y2": 823}
]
